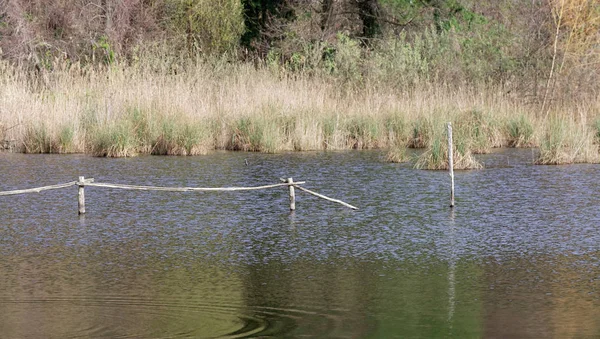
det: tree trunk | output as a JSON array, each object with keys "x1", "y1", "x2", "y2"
[{"x1": 357, "y1": 0, "x2": 380, "y2": 39}]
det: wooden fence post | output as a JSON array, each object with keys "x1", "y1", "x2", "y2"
[
  {"x1": 447, "y1": 122, "x2": 455, "y2": 208},
  {"x1": 287, "y1": 177, "x2": 296, "y2": 211},
  {"x1": 78, "y1": 176, "x2": 86, "y2": 215}
]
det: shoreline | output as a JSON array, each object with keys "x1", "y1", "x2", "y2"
[{"x1": 1, "y1": 64, "x2": 599, "y2": 167}]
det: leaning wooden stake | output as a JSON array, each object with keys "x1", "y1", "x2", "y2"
[
  {"x1": 78, "y1": 176, "x2": 86, "y2": 215},
  {"x1": 447, "y1": 122, "x2": 455, "y2": 208},
  {"x1": 287, "y1": 178, "x2": 296, "y2": 211},
  {"x1": 294, "y1": 185, "x2": 358, "y2": 210}
]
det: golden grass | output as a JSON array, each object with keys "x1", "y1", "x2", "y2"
[
  {"x1": 1, "y1": 60, "x2": 599, "y2": 167},
  {"x1": 385, "y1": 146, "x2": 409, "y2": 163}
]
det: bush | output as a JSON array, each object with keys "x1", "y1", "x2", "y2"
[
  {"x1": 91, "y1": 121, "x2": 138, "y2": 157},
  {"x1": 414, "y1": 122, "x2": 482, "y2": 170},
  {"x1": 537, "y1": 116, "x2": 599, "y2": 165},
  {"x1": 506, "y1": 115, "x2": 534, "y2": 147}
]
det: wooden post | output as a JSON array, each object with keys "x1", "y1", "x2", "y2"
[
  {"x1": 287, "y1": 177, "x2": 296, "y2": 211},
  {"x1": 447, "y1": 123, "x2": 455, "y2": 208},
  {"x1": 78, "y1": 176, "x2": 86, "y2": 215}
]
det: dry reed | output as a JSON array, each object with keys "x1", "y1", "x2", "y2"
[
  {"x1": 1, "y1": 60, "x2": 600, "y2": 167},
  {"x1": 536, "y1": 113, "x2": 600, "y2": 165}
]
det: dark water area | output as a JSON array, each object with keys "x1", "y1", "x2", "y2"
[{"x1": 1, "y1": 149, "x2": 599, "y2": 338}]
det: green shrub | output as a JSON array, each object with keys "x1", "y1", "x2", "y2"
[
  {"x1": 414, "y1": 124, "x2": 482, "y2": 170},
  {"x1": 57, "y1": 125, "x2": 75, "y2": 153},
  {"x1": 346, "y1": 115, "x2": 380, "y2": 149},
  {"x1": 454, "y1": 109, "x2": 501, "y2": 154},
  {"x1": 408, "y1": 117, "x2": 432, "y2": 148},
  {"x1": 506, "y1": 115, "x2": 534, "y2": 147},
  {"x1": 537, "y1": 116, "x2": 599, "y2": 165},
  {"x1": 386, "y1": 146, "x2": 409, "y2": 163},
  {"x1": 91, "y1": 121, "x2": 138, "y2": 157},
  {"x1": 22, "y1": 124, "x2": 55, "y2": 154}
]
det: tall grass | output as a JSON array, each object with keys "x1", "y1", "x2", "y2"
[
  {"x1": 413, "y1": 120, "x2": 483, "y2": 170},
  {"x1": 1, "y1": 60, "x2": 599, "y2": 167},
  {"x1": 506, "y1": 115, "x2": 535, "y2": 148},
  {"x1": 536, "y1": 114, "x2": 599, "y2": 165},
  {"x1": 454, "y1": 109, "x2": 503, "y2": 154}
]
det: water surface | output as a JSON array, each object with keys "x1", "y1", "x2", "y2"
[{"x1": 1, "y1": 150, "x2": 599, "y2": 338}]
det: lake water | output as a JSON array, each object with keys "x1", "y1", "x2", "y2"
[{"x1": 0, "y1": 149, "x2": 599, "y2": 338}]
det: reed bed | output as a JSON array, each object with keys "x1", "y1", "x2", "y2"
[
  {"x1": 536, "y1": 113, "x2": 600, "y2": 165},
  {"x1": 1, "y1": 61, "x2": 599, "y2": 168},
  {"x1": 412, "y1": 120, "x2": 483, "y2": 170}
]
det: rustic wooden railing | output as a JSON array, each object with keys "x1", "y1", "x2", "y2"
[{"x1": 0, "y1": 176, "x2": 358, "y2": 214}]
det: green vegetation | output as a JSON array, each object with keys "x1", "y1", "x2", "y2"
[
  {"x1": 386, "y1": 146, "x2": 409, "y2": 163},
  {"x1": 413, "y1": 121, "x2": 483, "y2": 170},
  {"x1": 506, "y1": 115, "x2": 535, "y2": 148},
  {"x1": 91, "y1": 120, "x2": 138, "y2": 157},
  {"x1": 536, "y1": 115, "x2": 599, "y2": 165},
  {"x1": 454, "y1": 110, "x2": 502, "y2": 155},
  {"x1": 1, "y1": 0, "x2": 599, "y2": 168},
  {"x1": 22, "y1": 124, "x2": 55, "y2": 154}
]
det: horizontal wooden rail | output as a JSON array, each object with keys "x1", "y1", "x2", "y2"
[
  {"x1": 0, "y1": 181, "x2": 77, "y2": 196},
  {"x1": 85, "y1": 181, "x2": 305, "y2": 192},
  {"x1": 0, "y1": 176, "x2": 357, "y2": 213}
]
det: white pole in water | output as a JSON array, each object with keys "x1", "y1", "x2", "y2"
[
  {"x1": 287, "y1": 177, "x2": 296, "y2": 211},
  {"x1": 78, "y1": 176, "x2": 86, "y2": 214},
  {"x1": 447, "y1": 123, "x2": 455, "y2": 208}
]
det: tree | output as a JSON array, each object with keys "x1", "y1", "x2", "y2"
[
  {"x1": 240, "y1": 0, "x2": 291, "y2": 53},
  {"x1": 357, "y1": 0, "x2": 381, "y2": 39},
  {"x1": 165, "y1": 0, "x2": 245, "y2": 56},
  {"x1": 541, "y1": 0, "x2": 600, "y2": 115}
]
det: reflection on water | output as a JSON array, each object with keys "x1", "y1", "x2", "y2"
[{"x1": 0, "y1": 150, "x2": 600, "y2": 338}]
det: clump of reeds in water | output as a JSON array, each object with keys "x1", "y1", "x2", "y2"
[
  {"x1": 414, "y1": 122, "x2": 483, "y2": 170},
  {"x1": 506, "y1": 114, "x2": 535, "y2": 148},
  {"x1": 593, "y1": 118, "x2": 600, "y2": 143},
  {"x1": 385, "y1": 146, "x2": 409, "y2": 163},
  {"x1": 88, "y1": 108, "x2": 213, "y2": 157},
  {"x1": 454, "y1": 109, "x2": 503, "y2": 154},
  {"x1": 90, "y1": 120, "x2": 138, "y2": 157},
  {"x1": 227, "y1": 114, "x2": 288, "y2": 153},
  {"x1": 22, "y1": 123, "x2": 77, "y2": 154},
  {"x1": 152, "y1": 121, "x2": 209, "y2": 156},
  {"x1": 383, "y1": 113, "x2": 409, "y2": 163},
  {"x1": 344, "y1": 115, "x2": 382, "y2": 149},
  {"x1": 407, "y1": 117, "x2": 432, "y2": 149},
  {"x1": 536, "y1": 115, "x2": 599, "y2": 165}
]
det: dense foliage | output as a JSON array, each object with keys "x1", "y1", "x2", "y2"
[{"x1": 0, "y1": 0, "x2": 598, "y2": 100}]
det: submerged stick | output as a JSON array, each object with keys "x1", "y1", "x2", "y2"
[
  {"x1": 448, "y1": 122, "x2": 455, "y2": 208},
  {"x1": 294, "y1": 185, "x2": 358, "y2": 210}
]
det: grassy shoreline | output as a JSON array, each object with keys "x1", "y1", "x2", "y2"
[{"x1": 1, "y1": 62, "x2": 599, "y2": 168}]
